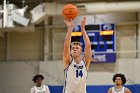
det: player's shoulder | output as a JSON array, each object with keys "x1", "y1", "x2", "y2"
[
  {"x1": 30, "y1": 87, "x2": 35, "y2": 92},
  {"x1": 107, "y1": 87, "x2": 113, "y2": 93},
  {"x1": 43, "y1": 85, "x2": 49, "y2": 89},
  {"x1": 124, "y1": 87, "x2": 132, "y2": 93},
  {"x1": 81, "y1": 58, "x2": 86, "y2": 63},
  {"x1": 109, "y1": 87, "x2": 113, "y2": 90},
  {"x1": 44, "y1": 85, "x2": 50, "y2": 92},
  {"x1": 108, "y1": 86, "x2": 115, "y2": 91},
  {"x1": 45, "y1": 85, "x2": 49, "y2": 88},
  {"x1": 64, "y1": 58, "x2": 74, "y2": 70}
]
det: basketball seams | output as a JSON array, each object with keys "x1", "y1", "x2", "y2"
[
  {"x1": 63, "y1": 12, "x2": 78, "y2": 15},
  {"x1": 62, "y1": 8, "x2": 78, "y2": 12},
  {"x1": 62, "y1": 8, "x2": 78, "y2": 15},
  {"x1": 62, "y1": 4, "x2": 78, "y2": 20}
]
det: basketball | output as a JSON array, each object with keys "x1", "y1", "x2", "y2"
[{"x1": 62, "y1": 4, "x2": 78, "y2": 20}]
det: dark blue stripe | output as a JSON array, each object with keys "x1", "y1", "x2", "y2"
[
  {"x1": 63, "y1": 68, "x2": 68, "y2": 93},
  {"x1": 63, "y1": 80, "x2": 66, "y2": 93}
]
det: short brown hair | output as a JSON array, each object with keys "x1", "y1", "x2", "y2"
[
  {"x1": 71, "y1": 42, "x2": 82, "y2": 46},
  {"x1": 71, "y1": 42, "x2": 82, "y2": 50}
]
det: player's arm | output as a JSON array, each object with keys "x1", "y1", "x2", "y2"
[
  {"x1": 63, "y1": 20, "x2": 73, "y2": 69},
  {"x1": 91, "y1": 58, "x2": 97, "y2": 62},
  {"x1": 81, "y1": 17, "x2": 92, "y2": 70},
  {"x1": 125, "y1": 88, "x2": 132, "y2": 93},
  {"x1": 107, "y1": 88, "x2": 112, "y2": 93}
]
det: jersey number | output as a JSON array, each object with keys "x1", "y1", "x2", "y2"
[{"x1": 76, "y1": 70, "x2": 83, "y2": 78}]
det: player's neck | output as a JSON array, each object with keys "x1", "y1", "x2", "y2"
[
  {"x1": 36, "y1": 84, "x2": 42, "y2": 87},
  {"x1": 115, "y1": 85, "x2": 123, "y2": 89},
  {"x1": 73, "y1": 57, "x2": 81, "y2": 64}
]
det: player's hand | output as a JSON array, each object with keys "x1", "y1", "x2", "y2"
[
  {"x1": 64, "y1": 19, "x2": 74, "y2": 29},
  {"x1": 81, "y1": 16, "x2": 86, "y2": 29}
]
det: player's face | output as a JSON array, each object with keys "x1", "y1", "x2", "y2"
[
  {"x1": 115, "y1": 77, "x2": 123, "y2": 85},
  {"x1": 36, "y1": 78, "x2": 43, "y2": 85},
  {"x1": 71, "y1": 45, "x2": 82, "y2": 58}
]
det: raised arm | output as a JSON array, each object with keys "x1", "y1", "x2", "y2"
[
  {"x1": 63, "y1": 20, "x2": 74, "y2": 69},
  {"x1": 81, "y1": 17, "x2": 92, "y2": 70}
]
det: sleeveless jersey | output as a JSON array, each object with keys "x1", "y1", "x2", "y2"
[
  {"x1": 63, "y1": 59, "x2": 87, "y2": 93},
  {"x1": 31, "y1": 85, "x2": 50, "y2": 93},
  {"x1": 111, "y1": 86, "x2": 125, "y2": 93}
]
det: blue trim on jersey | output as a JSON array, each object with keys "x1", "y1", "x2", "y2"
[
  {"x1": 63, "y1": 67, "x2": 68, "y2": 93},
  {"x1": 64, "y1": 59, "x2": 73, "y2": 71},
  {"x1": 82, "y1": 59, "x2": 88, "y2": 71},
  {"x1": 63, "y1": 80, "x2": 66, "y2": 93},
  {"x1": 82, "y1": 59, "x2": 88, "y2": 79}
]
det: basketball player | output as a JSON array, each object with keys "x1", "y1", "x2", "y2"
[
  {"x1": 108, "y1": 73, "x2": 132, "y2": 93},
  {"x1": 31, "y1": 74, "x2": 50, "y2": 93},
  {"x1": 63, "y1": 17, "x2": 92, "y2": 93}
]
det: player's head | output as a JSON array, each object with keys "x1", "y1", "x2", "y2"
[
  {"x1": 32, "y1": 74, "x2": 44, "y2": 85},
  {"x1": 71, "y1": 42, "x2": 82, "y2": 58},
  {"x1": 113, "y1": 73, "x2": 126, "y2": 85}
]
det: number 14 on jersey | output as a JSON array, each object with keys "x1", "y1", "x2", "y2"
[{"x1": 76, "y1": 70, "x2": 83, "y2": 78}]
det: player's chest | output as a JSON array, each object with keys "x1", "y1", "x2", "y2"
[{"x1": 35, "y1": 88, "x2": 46, "y2": 93}]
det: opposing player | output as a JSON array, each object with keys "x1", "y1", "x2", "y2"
[
  {"x1": 63, "y1": 17, "x2": 92, "y2": 93},
  {"x1": 108, "y1": 73, "x2": 132, "y2": 93},
  {"x1": 31, "y1": 74, "x2": 50, "y2": 93}
]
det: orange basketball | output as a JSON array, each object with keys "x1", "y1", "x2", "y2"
[{"x1": 62, "y1": 4, "x2": 78, "y2": 20}]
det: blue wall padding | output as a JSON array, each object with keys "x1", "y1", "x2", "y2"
[{"x1": 48, "y1": 84, "x2": 140, "y2": 93}]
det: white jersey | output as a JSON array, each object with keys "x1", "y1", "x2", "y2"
[
  {"x1": 111, "y1": 86, "x2": 125, "y2": 93},
  {"x1": 63, "y1": 59, "x2": 87, "y2": 93},
  {"x1": 30, "y1": 85, "x2": 50, "y2": 93}
]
